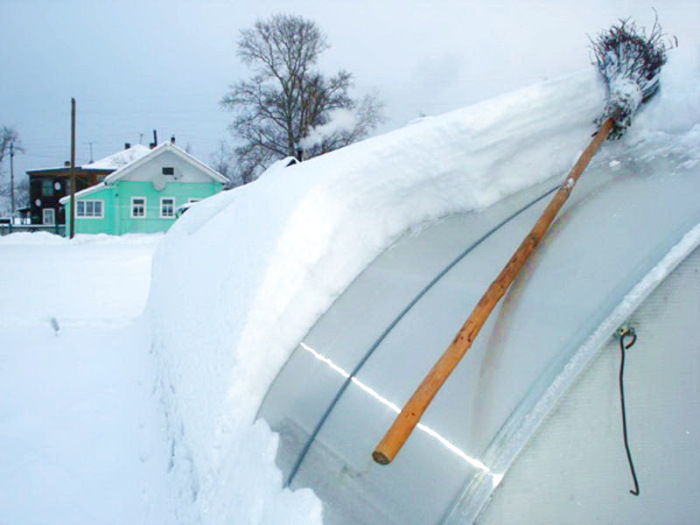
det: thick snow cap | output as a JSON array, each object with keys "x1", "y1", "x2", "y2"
[{"x1": 146, "y1": 46, "x2": 700, "y2": 522}]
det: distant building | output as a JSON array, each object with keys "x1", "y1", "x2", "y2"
[
  {"x1": 27, "y1": 144, "x2": 151, "y2": 226},
  {"x1": 60, "y1": 142, "x2": 227, "y2": 236}
]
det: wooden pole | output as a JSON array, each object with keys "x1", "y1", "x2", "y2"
[
  {"x1": 70, "y1": 98, "x2": 76, "y2": 239},
  {"x1": 372, "y1": 117, "x2": 615, "y2": 465},
  {"x1": 9, "y1": 142, "x2": 15, "y2": 216}
]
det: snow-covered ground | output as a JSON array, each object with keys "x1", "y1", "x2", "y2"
[
  {"x1": 0, "y1": 46, "x2": 698, "y2": 524},
  {"x1": 0, "y1": 233, "x2": 177, "y2": 523}
]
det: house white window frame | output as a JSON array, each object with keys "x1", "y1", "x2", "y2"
[
  {"x1": 160, "y1": 197, "x2": 176, "y2": 218},
  {"x1": 42, "y1": 208, "x2": 56, "y2": 225},
  {"x1": 131, "y1": 196, "x2": 147, "y2": 218},
  {"x1": 76, "y1": 199, "x2": 104, "y2": 219},
  {"x1": 42, "y1": 179, "x2": 55, "y2": 197}
]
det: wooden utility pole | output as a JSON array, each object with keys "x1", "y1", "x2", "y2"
[
  {"x1": 9, "y1": 142, "x2": 15, "y2": 215},
  {"x1": 70, "y1": 98, "x2": 76, "y2": 239}
]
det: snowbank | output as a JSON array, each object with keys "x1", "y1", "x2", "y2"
[
  {"x1": 146, "y1": 47, "x2": 699, "y2": 522},
  {"x1": 0, "y1": 231, "x2": 162, "y2": 246},
  {"x1": 0, "y1": 233, "x2": 174, "y2": 523},
  {"x1": 0, "y1": 232, "x2": 161, "y2": 329}
]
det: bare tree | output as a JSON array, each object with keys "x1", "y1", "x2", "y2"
[
  {"x1": 0, "y1": 126, "x2": 22, "y2": 165},
  {"x1": 0, "y1": 126, "x2": 24, "y2": 214},
  {"x1": 210, "y1": 140, "x2": 240, "y2": 187},
  {"x1": 221, "y1": 14, "x2": 383, "y2": 183},
  {"x1": 10, "y1": 178, "x2": 29, "y2": 209}
]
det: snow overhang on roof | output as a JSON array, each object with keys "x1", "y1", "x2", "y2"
[
  {"x1": 145, "y1": 46, "x2": 700, "y2": 524},
  {"x1": 83, "y1": 144, "x2": 152, "y2": 171},
  {"x1": 27, "y1": 166, "x2": 112, "y2": 176},
  {"x1": 103, "y1": 142, "x2": 228, "y2": 185},
  {"x1": 59, "y1": 142, "x2": 228, "y2": 205},
  {"x1": 27, "y1": 145, "x2": 151, "y2": 175}
]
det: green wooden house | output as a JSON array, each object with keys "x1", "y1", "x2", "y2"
[
  {"x1": 60, "y1": 142, "x2": 227, "y2": 236},
  {"x1": 28, "y1": 144, "x2": 152, "y2": 227}
]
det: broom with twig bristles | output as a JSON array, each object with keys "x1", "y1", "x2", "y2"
[
  {"x1": 372, "y1": 17, "x2": 671, "y2": 466},
  {"x1": 593, "y1": 16, "x2": 669, "y2": 139}
]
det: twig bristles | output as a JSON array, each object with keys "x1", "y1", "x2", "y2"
[{"x1": 591, "y1": 14, "x2": 672, "y2": 138}]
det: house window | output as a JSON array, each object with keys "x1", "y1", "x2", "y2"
[
  {"x1": 131, "y1": 197, "x2": 146, "y2": 218},
  {"x1": 42, "y1": 179, "x2": 55, "y2": 197},
  {"x1": 76, "y1": 200, "x2": 104, "y2": 218},
  {"x1": 43, "y1": 208, "x2": 56, "y2": 225},
  {"x1": 162, "y1": 167, "x2": 175, "y2": 176},
  {"x1": 160, "y1": 197, "x2": 175, "y2": 218}
]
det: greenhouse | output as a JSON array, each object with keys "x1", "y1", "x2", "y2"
[
  {"x1": 259, "y1": 152, "x2": 700, "y2": 523},
  {"x1": 147, "y1": 46, "x2": 700, "y2": 523}
]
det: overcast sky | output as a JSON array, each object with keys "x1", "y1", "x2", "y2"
[{"x1": 1, "y1": 0, "x2": 698, "y2": 179}]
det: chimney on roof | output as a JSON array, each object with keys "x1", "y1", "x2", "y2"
[
  {"x1": 148, "y1": 129, "x2": 158, "y2": 149},
  {"x1": 171, "y1": 135, "x2": 176, "y2": 145},
  {"x1": 125, "y1": 142, "x2": 131, "y2": 150}
]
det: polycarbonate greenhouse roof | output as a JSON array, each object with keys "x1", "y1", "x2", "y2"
[{"x1": 259, "y1": 147, "x2": 700, "y2": 524}]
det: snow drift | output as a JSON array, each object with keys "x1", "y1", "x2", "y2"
[{"x1": 146, "y1": 47, "x2": 700, "y2": 522}]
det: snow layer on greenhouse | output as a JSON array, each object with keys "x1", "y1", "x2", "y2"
[{"x1": 147, "y1": 46, "x2": 700, "y2": 523}]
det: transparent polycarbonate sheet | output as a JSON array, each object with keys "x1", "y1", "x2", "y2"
[
  {"x1": 260, "y1": 153, "x2": 700, "y2": 524},
  {"x1": 287, "y1": 189, "x2": 569, "y2": 524},
  {"x1": 478, "y1": 247, "x2": 700, "y2": 524},
  {"x1": 445, "y1": 162, "x2": 700, "y2": 523},
  {"x1": 258, "y1": 178, "x2": 558, "y2": 480}
]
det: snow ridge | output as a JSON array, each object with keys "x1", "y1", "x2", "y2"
[{"x1": 146, "y1": 47, "x2": 699, "y2": 522}]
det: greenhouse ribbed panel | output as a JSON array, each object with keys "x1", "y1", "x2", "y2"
[{"x1": 259, "y1": 150, "x2": 700, "y2": 524}]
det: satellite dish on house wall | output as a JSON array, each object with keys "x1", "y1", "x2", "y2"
[{"x1": 153, "y1": 176, "x2": 166, "y2": 191}]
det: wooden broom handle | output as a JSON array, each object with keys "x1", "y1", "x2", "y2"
[{"x1": 372, "y1": 117, "x2": 615, "y2": 465}]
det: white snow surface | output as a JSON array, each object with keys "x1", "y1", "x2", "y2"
[
  {"x1": 147, "y1": 47, "x2": 700, "y2": 523},
  {"x1": 0, "y1": 233, "x2": 175, "y2": 523},
  {"x1": 83, "y1": 143, "x2": 152, "y2": 170}
]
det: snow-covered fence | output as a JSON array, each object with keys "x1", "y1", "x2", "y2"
[{"x1": 0, "y1": 223, "x2": 66, "y2": 237}]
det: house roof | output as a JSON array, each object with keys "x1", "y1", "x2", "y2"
[
  {"x1": 60, "y1": 142, "x2": 228, "y2": 204},
  {"x1": 102, "y1": 142, "x2": 228, "y2": 185},
  {"x1": 27, "y1": 166, "x2": 112, "y2": 176},
  {"x1": 83, "y1": 144, "x2": 152, "y2": 170},
  {"x1": 27, "y1": 144, "x2": 152, "y2": 175}
]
